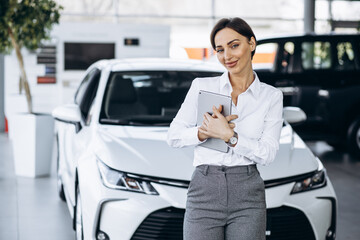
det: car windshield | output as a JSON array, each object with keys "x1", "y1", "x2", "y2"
[{"x1": 100, "y1": 71, "x2": 222, "y2": 126}]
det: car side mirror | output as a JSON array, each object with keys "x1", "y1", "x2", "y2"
[
  {"x1": 52, "y1": 104, "x2": 82, "y2": 132},
  {"x1": 283, "y1": 106, "x2": 307, "y2": 125}
]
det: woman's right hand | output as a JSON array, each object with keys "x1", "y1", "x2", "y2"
[
  {"x1": 197, "y1": 105, "x2": 237, "y2": 141},
  {"x1": 198, "y1": 125, "x2": 211, "y2": 141}
]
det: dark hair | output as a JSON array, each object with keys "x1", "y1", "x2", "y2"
[{"x1": 210, "y1": 17, "x2": 256, "y2": 59}]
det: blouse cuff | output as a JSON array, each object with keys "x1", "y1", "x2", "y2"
[
  {"x1": 182, "y1": 126, "x2": 207, "y2": 146},
  {"x1": 232, "y1": 134, "x2": 256, "y2": 159}
]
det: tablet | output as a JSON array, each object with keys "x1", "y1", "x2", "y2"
[{"x1": 197, "y1": 90, "x2": 232, "y2": 153}]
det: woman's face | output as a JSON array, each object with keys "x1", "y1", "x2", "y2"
[{"x1": 214, "y1": 27, "x2": 255, "y2": 75}]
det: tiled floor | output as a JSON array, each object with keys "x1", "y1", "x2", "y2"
[
  {"x1": 0, "y1": 133, "x2": 74, "y2": 240},
  {"x1": 1, "y1": 132, "x2": 360, "y2": 240}
]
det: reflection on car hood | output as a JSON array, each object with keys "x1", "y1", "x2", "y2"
[
  {"x1": 93, "y1": 124, "x2": 318, "y2": 181},
  {"x1": 94, "y1": 126, "x2": 195, "y2": 180},
  {"x1": 258, "y1": 124, "x2": 319, "y2": 180}
]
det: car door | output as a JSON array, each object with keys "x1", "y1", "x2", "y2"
[
  {"x1": 295, "y1": 37, "x2": 359, "y2": 138},
  {"x1": 296, "y1": 39, "x2": 332, "y2": 127},
  {"x1": 255, "y1": 40, "x2": 302, "y2": 107},
  {"x1": 318, "y1": 37, "x2": 360, "y2": 136},
  {"x1": 59, "y1": 68, "x2": 101, "y2": 207},
  {"x1": 257, "y1": 38, "x2": 332, "y2": 137}
]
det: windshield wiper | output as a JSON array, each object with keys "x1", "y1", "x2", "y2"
[
  {"x1": 149, "y1": 122, "x2": 170, "y2": 126},
  {"x1": 100, "y1": 118, "x2": 170, "y2": 126},
  {"x1": 100, "y1": 118, "x2": 130, "y2": 125}
]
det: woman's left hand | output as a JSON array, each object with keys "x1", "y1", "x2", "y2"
[{"x1": 199, "y1": 106, "x2": 238, "y2": 141}]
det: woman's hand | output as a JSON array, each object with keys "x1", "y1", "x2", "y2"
[
  {"x1": 198, "y1": 105, "x2": 238, "y2": 141},
  {"x1": 198, "y1": 125, "x2": 211, "y2": 141}
]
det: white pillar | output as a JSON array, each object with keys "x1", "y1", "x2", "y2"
[
  {"x1": 0, "y1": 54, "x2": 5, "y2": 132},
  {"x1": 209, "y1": 0, "x2": 216, "y2": 57},
  {"x1": 211, "y1": 0, "x2": 216, "y2": 27},
  {"x1": 328, "y1": 0, "x2": 334, "y2": 31},
  {"x1": 304, "y1": 0, "x2": 315, "y2": 33}
]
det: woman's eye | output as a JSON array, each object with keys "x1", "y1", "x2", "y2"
[
  {"x1": 216, "y1": 49, "x2": 224, "y2": 53},
  {"x1": 231, "y1": 44, "x2": 239, "y2": 49}
]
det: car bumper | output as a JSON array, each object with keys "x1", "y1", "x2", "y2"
[
  {"x1": 79, "y1": 157, "x2": 337, "y2": 240},
  {"x1": 265, "y1": 178, "x2": 337, "y2": 240},
  {"x1": 98, "y1": 184, "x2": 187, "y2": 240}
]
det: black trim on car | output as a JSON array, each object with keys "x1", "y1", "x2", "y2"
[
  {"x1": 101, "y1": 157, "x2": 327, "y2": 191},
  {"x1": 263, "y1": 170, "x2": 318, "y2": 189},
  {"x1": 317, "y1": 197, "x2": 337, "y2": 240},
  {"x1": 104, "y1": 168, "x2": 330, "y2": 190},
  {"x1": 126, "y1": 172, "x2": 190, "y2": 189},
  {"x1": 112, "y1": 170, "x2": 325, "y2": 190},
  {"x1": 95, "y1": 199, "x2": 126, "y2": 240}
]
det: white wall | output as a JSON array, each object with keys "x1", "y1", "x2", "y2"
[
  {"x1": 5, "y1": 22, "x2": 170, "y2": 118},
  {"x1": 0, "y1": 54, "x2": 5, "y2": 132}
]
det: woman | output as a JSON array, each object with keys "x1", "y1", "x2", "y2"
[{"x1": 167, "y1": 17, "x2": 283, "y2": 240}]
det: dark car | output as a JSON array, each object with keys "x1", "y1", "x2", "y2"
[{"x1": 254, "y1": 33, "x2": 360, "y2": 157}]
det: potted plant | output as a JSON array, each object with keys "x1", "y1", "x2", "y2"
[{"x1": 0, "y1": 0, "x2": 63, "y2": 177}]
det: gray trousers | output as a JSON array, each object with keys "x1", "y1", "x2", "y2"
[{"x1": 184, "y1": 164, "x2": 266, "y2": 240}]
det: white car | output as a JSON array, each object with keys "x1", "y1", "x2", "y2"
[{"x1": 53, "y1": 58, "x2": 337, "y2": 240}]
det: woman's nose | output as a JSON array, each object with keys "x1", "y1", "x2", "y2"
[{"x1": 224, "y1": 49, "x2": 232, "y2": 60}]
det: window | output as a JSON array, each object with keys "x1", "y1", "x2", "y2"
[
  {"x1": 302, "y1": 41, "x2": 331, "y2": 70},
  {"x1": 100, "y1": 71, "x2": 222, "y2": 126},
  {"x1": 75, "y1": 69, "x2": 97, "y2": 105},
  {"x1": 75, "y1": 68, "x2": 101, "y2": 121},
  {"x1": 281, "y1": 42, "x2": 295, "y2": 73},
  {"x1": 253, "y1": 43, "x2": 278, "y2": 70},
  {"x1": 85, "y1": 101, "x2": 96, "y2": 125},
  {"x1": 336, "y1": 42, "x2": 355, "y2": 70}
]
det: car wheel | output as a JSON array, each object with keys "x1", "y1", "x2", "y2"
[
  {"x1": 75, "y1": 187, "x2": 84, "y2": 240},
  {"x1": 56, "y1": 135, "x2": 66, "y2": 201},
  {"x1": 347, "y1": 117, "x2": 360, "y2": 158}
]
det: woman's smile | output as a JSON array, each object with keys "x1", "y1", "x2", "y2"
[{"x1": 225, "y1": 60, "x2": 238, "y2": 68}]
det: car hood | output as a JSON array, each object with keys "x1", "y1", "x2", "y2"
[
  {"x1": 257, "y1": 124, "x2": 319, "y2": 180},
  {"x1": 93, "y1": 126, "x2": 195, "y2": 180},
  {"x1": 93, "y1": 124, "x2": 318, "y2": 181}
]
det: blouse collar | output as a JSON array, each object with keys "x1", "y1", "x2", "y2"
[{"x1": 219, "y1": 71, "x2": 261, "y2": 99}]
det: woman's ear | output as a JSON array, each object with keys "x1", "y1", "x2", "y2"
[{"x1": 249, "y1": 36, "x2": 256, "y2": 52}]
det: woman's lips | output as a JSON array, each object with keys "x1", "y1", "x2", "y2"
[{"x1": 225, "y1": 60, "x2": 238, "y2": 68}]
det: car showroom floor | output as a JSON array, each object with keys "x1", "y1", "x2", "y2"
[{"x1": 1, "y1": 132, "x2": 359, "y2": 240}]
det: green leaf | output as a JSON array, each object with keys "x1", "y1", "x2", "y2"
[{"x1": 0, "y1": 0, "x2": 63, "y2": 53}]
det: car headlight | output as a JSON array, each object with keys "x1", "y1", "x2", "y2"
[
  {"x1": 97, "y1": 159, "x2": 158, "y2": 195},
  {"x1": 291, "y1": 169, "x2": 327, "y2": 194}
]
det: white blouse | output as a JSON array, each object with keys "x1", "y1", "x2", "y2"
[{"x1": 167, "y1": 71, "x2": 283, "y2": 167}]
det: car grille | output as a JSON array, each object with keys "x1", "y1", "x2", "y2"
[
  {"x1": 131, "y1": 206, "x2": 315, "y2": 240},
  {"x1": 131, "y1": 207, "x2": 184, "y2": 240},
  {"x1": 266, "y1": 206, "x2": 315, "y2": 240}
]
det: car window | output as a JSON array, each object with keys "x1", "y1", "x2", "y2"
[
  {"x1": 75, "y1": 68, "x2": 101, "y2": 121},
  {"x1": 302, "y1": 41, "x2": 331, "y2": 70},
  {"x1": 75, "y1": 68, "x2": 98, "y2": 105},
  {"x1": 85, "y1": 101, "x2": 96, "y2": 125},
  {"x1": 100, "y1": 71, "x2": 222, "y2": 126},
  {"x1": 280, "y1": 42, "x2": 295, "y2": 73},
  {"x1": 253, "y1": 43, "x2": 278, "y2": 70},
  {"x1": 336, "y1": 42, "x2": 355, "y2": 70}
]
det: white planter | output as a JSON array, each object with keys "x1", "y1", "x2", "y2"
[{"x1": 9, "y1": 113, "x2": 54, "y2": 177}]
